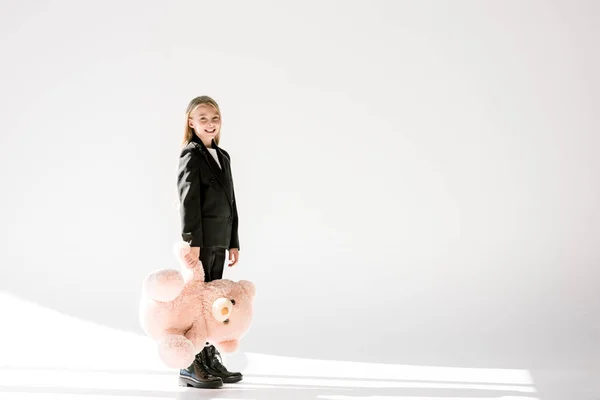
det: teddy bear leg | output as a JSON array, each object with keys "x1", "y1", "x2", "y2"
[
  {"x1": 143, "y1": 269, "x2": 184, "y2": 302},
  {"x1": 174, "y1": 241, "x2": 205, "y2": 282},
  {"x1": 156, "y1": 333, "x2": 196, "y2": 369}
]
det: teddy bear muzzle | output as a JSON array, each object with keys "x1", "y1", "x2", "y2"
[{"x1": 212, "y1": 298, "x2": 234, "y2": 322}]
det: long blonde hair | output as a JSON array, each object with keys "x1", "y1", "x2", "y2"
[{"x1": 182, "y1": 96, "x2": 222, "y2": 146}]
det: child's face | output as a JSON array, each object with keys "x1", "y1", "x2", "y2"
[{"x1": 189, "y1": 104, "x2": 221, "y2": 142}]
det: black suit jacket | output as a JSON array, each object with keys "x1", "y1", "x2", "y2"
[{"x1": 177, "y1": 135, "x2": 240, "y2": 250}]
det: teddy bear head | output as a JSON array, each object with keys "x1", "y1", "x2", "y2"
[{"x1": 201, "y1": 278, "x2": 255, "y2": 352}]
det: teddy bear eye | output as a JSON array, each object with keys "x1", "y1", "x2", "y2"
[
  {"x1": 224, "y1": 319, "x2": 229, "y2": 324},
  {"x1": 231, "y1": 299, "x2": 236, "y2": 305}
]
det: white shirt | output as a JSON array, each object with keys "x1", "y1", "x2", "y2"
[{"x1": 207, "y1": 148, "x2": 221, "y2": 169}]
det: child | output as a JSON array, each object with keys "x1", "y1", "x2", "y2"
[{"x1": 176, "y1": 95, "x2": 242, "y2": 389}]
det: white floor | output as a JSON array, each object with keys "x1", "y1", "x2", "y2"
[{"x1": 0, "y1": 292, "x2": 596, "y2": 400}]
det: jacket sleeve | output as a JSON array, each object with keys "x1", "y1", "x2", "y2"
[
  {"x1": 226, "y1": 150, "x2": 240, "y2": 250},
  {"x1": 230, "y1": 180, "x2": 240, "y2": 250},
  {"x1": 177, "y1": 147, "x2": 203, "y2": 247}
]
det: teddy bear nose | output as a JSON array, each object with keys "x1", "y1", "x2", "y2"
[{"x1": 212, "y1": 298, "x2": 233, "y2": 322}]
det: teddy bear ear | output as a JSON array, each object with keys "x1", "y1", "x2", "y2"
[
  {"x1": 216, "y1": 339, "x2": 239, "y2": 353},
  {"x1": 239, "y1": 280, "x2": 255, "y2": 299}
]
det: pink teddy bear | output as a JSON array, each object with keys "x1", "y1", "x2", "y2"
[{"x1": 139, "y1": 242, "x2": 255, "y2": 369}]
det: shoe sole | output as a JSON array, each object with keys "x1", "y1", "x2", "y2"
[
  {"x1": 178, "y1": 376, "x2": 223, "y2": 389},
  {"x1": 222, "y1": 376, "x2": 243, "y2": 384}
]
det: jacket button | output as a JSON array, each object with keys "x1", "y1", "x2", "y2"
[{"x1": 228, "y1": 216, "x2": 232, "y2": 219}]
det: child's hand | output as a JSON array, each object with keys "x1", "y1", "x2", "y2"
[
  {"x1": 185, "y1": 246, "x2": 200, "y2": 268},
  {"x1": 228, "y1": 248, "x2": 239, "y2": 267}
]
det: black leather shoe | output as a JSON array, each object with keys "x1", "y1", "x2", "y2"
[
  {"x1": 178, "y1": 357, "x2": 223, "y2": 389},
  {"x1": 199, "y1": 345, "x2": 243, "y2": 383}
]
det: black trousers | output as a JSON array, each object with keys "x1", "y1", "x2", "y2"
[
  {"x1": 200, "y1": 247, "x2": 227, "y2": 283},
  {"x1": 185, "y1": 247, "x2": 227, "y2": 367}
]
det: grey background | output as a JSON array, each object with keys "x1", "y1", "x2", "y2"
[{"x1": 1, "y1": 0, "x2": 599, "y2": 398}]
